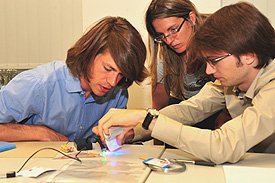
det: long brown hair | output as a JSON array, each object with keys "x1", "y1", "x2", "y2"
[
  {"x1": 66, "y1": 16, "x2": 148, "y2": 89},
  {"x1": 146, "y1": 0, "x2": 207, "y2": 99}
]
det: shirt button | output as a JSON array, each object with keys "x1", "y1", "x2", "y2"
[
  {"x1": 81, "y1": 92, "x2": 84, "y2": 95},
  {"x1": 80, "y1": 126, "x2": 83, "y2": 129}
]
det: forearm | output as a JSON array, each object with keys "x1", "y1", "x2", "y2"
[{"x1": 0, "y1": 123, "x2": 69, "y2": 142}]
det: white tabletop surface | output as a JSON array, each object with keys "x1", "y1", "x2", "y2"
[
  {"x1": 0, "y1": 141, "x2": 164, "y2": 183},
  {"x1": 2, "y1": 142, "x2": 275, "y2": 183},
  {"x1": 146, "y1": 148, "x2": 275, "y2": 183}
]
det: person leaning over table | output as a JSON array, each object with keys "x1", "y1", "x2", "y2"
[
  {"x1": 146, "y1": 0, "x2": 214, "y2": 112},
  {"x1": 140, "y1": 0, "x2": 231, "y2": 145},
  {"x1": 93, "y1": 2, "x2": 275, "y2": 164},
  {"x1": 0, "y1": 16, "x2": 148, "y2": 142},
  {"x1": 133, "y1": 0, "x2": 231, "y2": 147}
]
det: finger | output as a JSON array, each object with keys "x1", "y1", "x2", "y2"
[
  {"x1": 116, "y1": 128, "x2": 134, "y2": 146},
  {"x1": 92, "y1": 126, "x2": 99, "y2": 135},
  {"x1": 98, "y1": 115, "x2": 112, "y2": 139},
  {"x1": 123, "y1": 129, "x2": 135, "y2": 143},
  {"x1": 116, "y1": 133, "x2": 125, "y2": 146}
]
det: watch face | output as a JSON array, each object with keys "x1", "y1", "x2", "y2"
[{"x1": 148, "y1": 108, "x2": 159, "y2": 118}]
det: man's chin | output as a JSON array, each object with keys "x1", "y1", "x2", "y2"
[
  {"x1": 93, "y1": 92, "x2": 105, "y2": 97},
  {"x1": 219, "y1": 81, "x2": 231, "y2": 87}
]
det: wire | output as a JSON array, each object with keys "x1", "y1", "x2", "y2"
[
  {"x1": 85, "y1": 133, "x2": 106, "y2": 150},
  {"x1": 17, "y1": 147, "x2": 82, "y2": 173}
]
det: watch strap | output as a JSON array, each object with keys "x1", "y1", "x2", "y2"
[{"x1": 142, "y1": 112, "x2": 154, "y2": 130}]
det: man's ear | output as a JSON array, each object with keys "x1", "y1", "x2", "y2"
[
  {"x1": 189, "y1": 11, "x2": 196, "y2": 26},
  {"x1": 240, "y1": 53, "x2": 257, "y2": 66}
]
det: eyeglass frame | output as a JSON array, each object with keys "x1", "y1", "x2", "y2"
[
  {"x1": 205, "y1": 53, "x2": 232, "y2": 67},
  {"x1": 153, "y1": 18, "x2": 187, "y2": 44}
]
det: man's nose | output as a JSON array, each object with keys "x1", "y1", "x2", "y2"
[
  {"x1": 205, "y1": 62, "x2": 216, "y2": 75},
  {"x1": 108, "y1": 73, "x2": 121, "y2": 87}
]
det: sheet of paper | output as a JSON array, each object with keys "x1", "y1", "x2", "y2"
[{"x1": 223, "y1": 165, "x2": 275, "y2": 183}]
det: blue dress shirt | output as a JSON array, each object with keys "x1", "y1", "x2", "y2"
[{"x1": 0, "y1": 61, "x2": 128, "y2": 141}]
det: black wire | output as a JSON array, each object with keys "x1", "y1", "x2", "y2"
[
  {"x1": 17, "y1": 147, "x2": 82, "y2": 173},
  {"x1": 85, "y1": 134, "x2": 106, "y2": 150},
  {"x1": 85, "y1": 133, "x2": 96, "y2": 143}
]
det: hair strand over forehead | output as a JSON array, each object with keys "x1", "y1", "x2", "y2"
[{"x1": 66, "y1": 16, "x2": 148, "y2": 89}]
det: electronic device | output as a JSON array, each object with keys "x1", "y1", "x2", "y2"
[
  {"x1": 73, "y1": 138, "x2": 93, "y2": 151},
  {"x1": 103, "y1": 127, "x2": 123, "y2": 151}
]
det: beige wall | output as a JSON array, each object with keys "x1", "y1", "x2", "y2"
[
  {"x1": 1, "y1": 0, "x2": 274, "y2": 109},
  {"x1": 0, "y1": 0, "x2": 223, "y2": 109},
  {"x1": 0, "y1": 0, "x2": 83, "y2": 69}
]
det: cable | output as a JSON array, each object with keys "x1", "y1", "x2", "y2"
[
  {"x1": 85, "y1": 134, "x2": 106, "y2": 150},
  {"x1": 17, "y1": 147, "x2": 82, "y2": 173},
  {"x1": 85, "y1": 133, "x2": 96, "y2": 143}
]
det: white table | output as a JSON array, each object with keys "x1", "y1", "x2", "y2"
[
  {"x1": 0, "y1": 141, "x2": 164, "y2": 183},
  {"x1": 146, "y1": 148, "x2": 275, "y2": 183},
  {"x1": 2, "y1": 142, "x2": 275, "y2": 183}
]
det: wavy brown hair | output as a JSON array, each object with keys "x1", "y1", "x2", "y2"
[{"x1": 66, "y1": 16, "x2": 148, "y2": 89}]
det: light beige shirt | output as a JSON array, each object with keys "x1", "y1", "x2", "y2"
[{"x1": 151, "y1": 59, "x2": 275, "y2": 164}]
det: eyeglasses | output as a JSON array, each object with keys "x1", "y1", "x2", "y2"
[
  {"x1": 154, "y1": 18, "x2": 186, "y2": 44},
  {"x1": 205, "y1": 53, "x2": 232, "y2": 68}
]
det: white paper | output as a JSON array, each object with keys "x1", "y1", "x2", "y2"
[
  {"x1": 19, "y1": 166, "x2": 56, "y2": 177},
  {"x1": 223, "y1": 165, "x2": 275, "y2": 183}
]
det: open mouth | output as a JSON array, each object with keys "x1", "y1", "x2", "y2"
[{"x1": 100, "y1": 85, "x2": 111, "y2": 93}]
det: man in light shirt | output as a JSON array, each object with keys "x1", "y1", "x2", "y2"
[{"x1": 94, "y1": 2, "x2": 275, "y2": 164}]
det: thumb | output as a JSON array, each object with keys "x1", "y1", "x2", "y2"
[{"x1": 92, "y1": 126, "x2": 99, "y2": 135}]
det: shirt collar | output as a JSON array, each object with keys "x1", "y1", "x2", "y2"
[
  {"x1": 245, "y1": 68, "x2": 264, "y2": 99},
  {"x1": 65, "y1": 70, "x2": 83, "y2": 93},
  {"x1": 235, "y1": 68, "x2": 264, "y2": 99},
  {"x1": 233, "y1": 86, "x2": 244, "y2": 98}
]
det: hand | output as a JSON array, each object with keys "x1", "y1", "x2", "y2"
[
  {"x1": 97, "y1": 108, "x2": 147, "y2": 141},
  {"x1": 117, "y1": 128, "x2": 135, "y2": 145},
  {"x1": 36, "y1": 126, "x2": 70, "y2": 141},
  {"x1": 92, "y1": 126, "x2": 134, "y2": 146}
]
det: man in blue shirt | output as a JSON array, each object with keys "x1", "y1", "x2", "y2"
[{"x1": 0, "y1": 16, "x2": 148, "y2": 142}]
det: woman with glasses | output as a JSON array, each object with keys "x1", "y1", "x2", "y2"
[
  {"x1": 94, "y1": 2, "x2": 275, "y2": 164},
  {"x1": 146, "y1": 0, "x2": 221, "y2": 130}
]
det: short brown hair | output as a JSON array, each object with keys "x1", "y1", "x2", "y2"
[
  {"x1": 189, "y1": 2, "x2": 275, "y2": 68},
  {"x1": 66, "y1": 16, "x2": 148, "y2": 88}
]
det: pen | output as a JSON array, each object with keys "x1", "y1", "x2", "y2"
[{"x1": 170, "y1": 159, "x2": 216, "y2": 167}]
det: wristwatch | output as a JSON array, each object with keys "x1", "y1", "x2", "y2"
[{"x1": 142, "y1": 108, "x2": 159, "y2": 130}]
